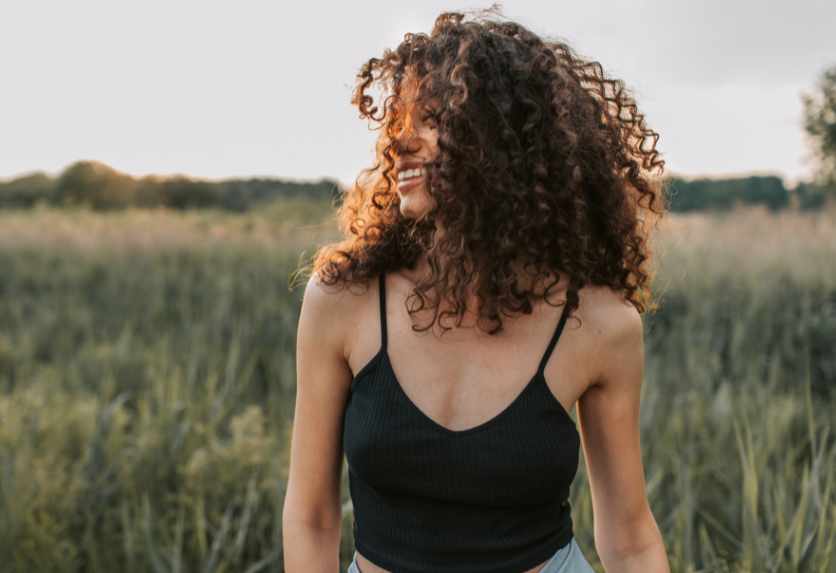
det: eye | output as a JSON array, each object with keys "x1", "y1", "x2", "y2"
[{"x1": 422, "y1": 112, "x2": 438, "y2": 128}]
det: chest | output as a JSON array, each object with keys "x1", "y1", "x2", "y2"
[{"x1": 344, "y1": 352, "x2": 581, "y2": 507}]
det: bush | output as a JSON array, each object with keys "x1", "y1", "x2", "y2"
[{"x1": 0, "y1": 172, "x2": 56, "y2": 208}]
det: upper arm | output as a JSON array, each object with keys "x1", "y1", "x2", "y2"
[
  {"x1": 576, "y1": 297, "x2": 654, "y2": 557},
  {"x1": 283, "y1": 272, "x2": 355, "y2": 530}
]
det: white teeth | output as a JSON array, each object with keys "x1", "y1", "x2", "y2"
[{"x1": 398, "y1": 167, "x2": 426, "y2": 182}]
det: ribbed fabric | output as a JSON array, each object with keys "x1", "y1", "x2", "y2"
[{"x1": 343, "y1": 273, "x2": 581, "y2": 573}]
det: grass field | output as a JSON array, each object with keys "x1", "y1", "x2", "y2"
[{"x1": 0, "y1": 203, "x2": 834, "y2": 572}]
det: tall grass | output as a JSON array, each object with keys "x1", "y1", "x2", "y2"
[{"x1": 0, "y1": 204, "x2": 833, "y2": 572}]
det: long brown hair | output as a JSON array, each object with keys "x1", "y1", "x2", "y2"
[{"x1": 304, "y1": 9, "x2": 666, "y2": 334}]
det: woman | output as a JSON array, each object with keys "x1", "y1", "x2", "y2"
[{"x1": 284, "y1": 9, "x2": 670, "y2": 573}]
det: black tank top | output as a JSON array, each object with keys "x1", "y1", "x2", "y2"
[{"x1": 344, "y1": 273, "x2": 580, "y2": 573}]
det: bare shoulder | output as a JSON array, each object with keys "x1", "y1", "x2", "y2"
[
  {"x1": 300, "y1": 271, "x2": 378, "y2": 363},
  {"x1": 575, "y1": 284, "x2": 644, "y2": 387},
  {"x1": 575, "y1": 285, "x2": 642, "y2": 340},
  {"x1": 302, "y1": 271, "x2": 367, "y2": 321}
]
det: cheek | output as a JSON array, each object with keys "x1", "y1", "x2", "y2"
[{"x1": 427, "y1": 133, "x2": 440, "y2": 158}]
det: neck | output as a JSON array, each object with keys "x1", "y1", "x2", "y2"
[{"x1": 408, "y1": 231, "x2": 553, "y2": 320}]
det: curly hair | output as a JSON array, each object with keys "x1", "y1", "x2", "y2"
[{"x1": 305, "y1": 9, "x2": 666, "y2": 335}]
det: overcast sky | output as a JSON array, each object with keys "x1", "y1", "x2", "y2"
[{"x1": 1, "y1": 0, "x2": 834, "y2": 187}]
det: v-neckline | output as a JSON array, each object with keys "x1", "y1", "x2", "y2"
[
  {"x1": 357, "y1": 270, "x2": 576, "y2": 439},
  {"x1": 382, "y1": 350, "x2": 573, "y2": 439}
]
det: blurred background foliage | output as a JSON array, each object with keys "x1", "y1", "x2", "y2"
[
  {"x1": 0, "y1": 202, "x2": 834, "y2": 572},
  {"x1": 803, "y1": 64, "x2": 836, "y2": 194}
]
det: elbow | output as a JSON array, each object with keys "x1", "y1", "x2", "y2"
[{"x1": 282, "y1": 494, "x2": 344, "y2": 534}]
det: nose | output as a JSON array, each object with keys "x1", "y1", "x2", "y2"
[{"x1": 394, "y1": 119, "x2": 422, "y2": 156}]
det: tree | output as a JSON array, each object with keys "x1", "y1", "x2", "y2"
[{"x1": 802, "y1": 65, "x2": 836, "y2": 196}]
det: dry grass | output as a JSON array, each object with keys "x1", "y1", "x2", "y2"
[
  {"x1": 654, "y1": 206, "x2": 836, "y2": 287},
  {"x1": 0, "y1": 202, "x2": 340, "y2": 254}
]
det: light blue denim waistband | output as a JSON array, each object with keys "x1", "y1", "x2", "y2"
[{"x1": 346, "y1": 538, "x2": 594, "y2": 573}]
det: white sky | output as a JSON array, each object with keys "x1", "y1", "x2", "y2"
[{"x1": 1, "y1": 0, "x2": 834, "y2": 188}]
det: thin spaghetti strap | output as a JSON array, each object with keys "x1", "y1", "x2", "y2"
[
  {"x1": 378, "y1": 272, "x2": 388, "y2": 350},
  {"x1": 537, "y1": 304, "x2": 570, "y2": 375}
]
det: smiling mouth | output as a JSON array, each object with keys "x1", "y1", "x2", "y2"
[{"x1": 396, "y1": 167, "x2": 427, "y2": 194}]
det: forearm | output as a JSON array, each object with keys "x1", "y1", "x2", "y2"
[
  {"x1": 596, "y1": 515, "x2": 670, "y2": 573},
  {"x1": 598, "y1": 538, "x2": 669, "y2": 573},
  {"x1": 282, "y1": 519, "x2": 342, "y2": 573}
]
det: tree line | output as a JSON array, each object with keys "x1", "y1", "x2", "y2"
[
  {"x1": 1, "y1": 159, "x2": 832, "y2": 213},
  {"x1": 666, "y1": 175, "x2": 828, "y2": 212},
  {"x1": 0, "y1": 160, "x2": 341, "y2": 212}
]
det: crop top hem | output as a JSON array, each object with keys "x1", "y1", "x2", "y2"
[{"x1": 352, "y1": 532, "x2": 575, "y2": 573}]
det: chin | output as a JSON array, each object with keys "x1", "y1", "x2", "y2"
[{"x1": 399, "y1": 202, "x2": 419, "y2": 219}]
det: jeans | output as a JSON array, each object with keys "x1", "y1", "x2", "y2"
[{"x1": 347, "y1": 538, "x2": 595, "y2": 573}]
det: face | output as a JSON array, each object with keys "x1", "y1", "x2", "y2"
[{"x1": 393, "y1": 93, "x2": 440, "y2": 220}]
